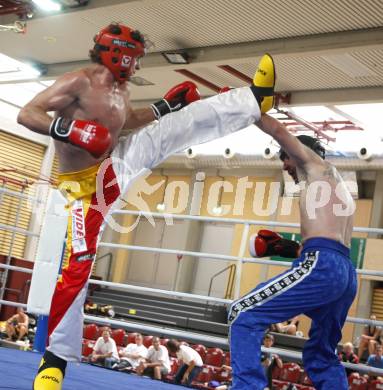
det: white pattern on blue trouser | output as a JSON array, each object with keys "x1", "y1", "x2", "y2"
[{"x1": 228, "y1": 237, "x2": 357, "y2": 390}]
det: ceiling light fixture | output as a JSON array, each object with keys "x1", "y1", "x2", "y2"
[
  {"x1": 32, "y1": 0, "x2": 62, "y2": 12},
  {"x1": 162, "y1": 52, "x2": 189, "y2": 65}
]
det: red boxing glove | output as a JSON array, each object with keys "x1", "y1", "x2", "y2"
[
  {"x1": 151, "y1": 81, "x2": 200, "y2": 119},
  {"x1": 50, "y1": 117, "x2": 111, "y2": 158},
  {"x1": 249, "y1": 229, "x2": 300, "y2": 258},
  {"x1": 219, "y1": 86, "x2": 233, "y2": 93}
]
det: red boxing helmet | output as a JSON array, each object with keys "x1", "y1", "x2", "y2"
[{"x1": 93, "y1": 23, "x2": 146, "y2": 83}]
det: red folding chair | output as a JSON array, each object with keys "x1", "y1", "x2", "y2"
[
  {"x1": 83, "y1": 324, "x2": 99, "y2": 340},
  {"x1": 272, "y1": 364, "x2": 283, "y2": 381},
  {"x1": 165, "y1": 357, "x2": 180, "y2": 382},
  {"x1": 368, "y1": 379, "x2": 383, "y2": 390},
  {"x1": 272, "y1": 379, "x2": 291, "y2": 389},
  {"x1": 224, "y1": 351, "x2": 231, "y2": 366},
  {"x1": 192, "y1": 344, "x2": 208, "y2": 363},
  {"x1": 348, "y1": 372, "x2": 368, "y2": 390},
  {"x1": 214, "y1": 366, "x2": 232, "y2": 382},
  {"x1": 82, "y1": 340, "x2": 95, "y2": 358},
  {"x1": 279, "y1": 362, "x2": 301, "y2": 383},
  {"x1": 204, "y1": 348, "x2": 224, "y2": 367},
  {"x1": 192, "y1": 365, "x2": 214, "y2": 386},
  {"x1": 111, "y1": 328, "x2": 126, "y2": 346},
  {"x1": 143, "y1": 335, "x2": 153, "y2": 348}
]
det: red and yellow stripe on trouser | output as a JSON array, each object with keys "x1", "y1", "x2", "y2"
[{"x1": 46, "y1": 162, "x2": 120, "y2": 362}]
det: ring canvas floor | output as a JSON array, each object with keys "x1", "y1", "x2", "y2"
[{"x1": 0, "y1": 347, "x2": 185, "y2": 390}]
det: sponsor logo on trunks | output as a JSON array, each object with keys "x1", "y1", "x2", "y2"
[
  {"x1": 112, "y1": 39, "x2": 136, "y2": 49},
  {"x1": 228, "y1": 251, "x2": 319, "y2": 325},
  {"x1": 76, "y1": 253, "x2": 96, "y2": 262},
  {"x1": 41, "y1": 375, "x2": 59, "y2": 383},
  {"x1": 71, "y1": 200, "x2": 87, "y2": 254}
]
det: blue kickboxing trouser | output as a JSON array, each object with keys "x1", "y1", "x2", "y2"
[{"x1": 228, "y1": 237, "x2": 357, "y2": 390}]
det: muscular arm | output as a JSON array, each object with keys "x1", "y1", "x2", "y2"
[
  {"x1": 20, "y1": 314, "x2": 29, "y2": 327},
  {"x1": 183, "y1": 360, "x2": 196, "y2": 379},
  {"x1": 17, "y1": 71, "x2": 89, "y2": 135},
  {"x1": 7, "y1": 314, "x2": 17, "y2": 324},
  {"x1": 256, "y1": 114, "x2": 325, "y2": 169}
]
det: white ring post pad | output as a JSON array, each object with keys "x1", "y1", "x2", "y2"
[{"x1": 27, "y1": 189, "x2": 68, "y2": 315}]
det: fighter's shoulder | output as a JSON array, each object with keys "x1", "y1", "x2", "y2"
[{"x1": 54, "y1": 69, "x2": 91, "y2": 91}]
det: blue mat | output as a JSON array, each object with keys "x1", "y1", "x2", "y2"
[{"x1": 0, "y1": 347, "x2": 184, "y2": 390}]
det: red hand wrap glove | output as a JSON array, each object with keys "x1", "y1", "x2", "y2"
[
  {"x1": 151, "y1": 81, "x2": 200, "y2": 119},
  {"x1": 219, "y1": 86, "x2": 233, "y2": 93},
  {"x1": 249, "y1": 229, "x2": 300, "y2": 258},
  {"x1": 50, "y1": 117, "x2": 111, "y2": 158}
]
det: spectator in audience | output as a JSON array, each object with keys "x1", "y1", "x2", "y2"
[
  {"x1": 270, "y1": 316, "x2": 300, "y2": 336},
  {"x1": 136, "y1": 336, "x2": 170, "y2": 379},
  {"x1": 5, "y1": 307, "x2": 29, "y2": 341},
  {"x1": 113, "y1": 333, "x2": 148, "y2": 371},
  {"x1": 367, "y1": 344, "x2": 383, "y2": 369},
  {"x1": 338, "y1": 342, "x2": 359, "y2": 376},
  {"x1": 167, "y1": 339, "x2": 203, "y2": 386},
  {"x1": 261, "y1": 333, "x2": 283, "y2": 389},
  {"x1": 357, "y1": 314, "x2": 381, "y2": 360},
  {"x1": 89, "y1": 329, "x2": 119, "y2": 368}
]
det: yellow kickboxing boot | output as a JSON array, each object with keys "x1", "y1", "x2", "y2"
[
  {"x1": 33, "y1": 351, "x2": 66, "y2": 390},
  {"x1": 251, "y1": 53, "x2": 276, "y2": 113}
]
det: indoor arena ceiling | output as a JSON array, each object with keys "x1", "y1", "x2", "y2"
[{"x1": 0, "y1": 0, "x2": 382, "y2": 105}]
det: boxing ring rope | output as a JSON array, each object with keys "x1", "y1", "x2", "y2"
[
  {"x1": 98, "y1": 242, "x2": 383, "y2": 278},
  {"x1": 2, "y1": 297, "x2": 383, "y2": 376},
  {"x1": 2, "y1": 262, "x2": 383, "y2": 329},
  {"x1": 3, "y1": 188, "x2": 383, "y2": 374},
  {"x1": 112, "y1": 209, "x2": 383, "y2": 234}
]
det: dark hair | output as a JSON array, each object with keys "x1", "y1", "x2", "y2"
[
  {"x1": 166, "y1": 339, "x2": 179, "y2": 353},
  {"x1": 279, "y1": 135, "x2": 325, "y2": 161},
  {"x1": 264, "y1": 333, "x2": 274, "y2": 341}
]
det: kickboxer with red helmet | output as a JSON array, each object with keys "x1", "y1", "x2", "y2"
[{"x1": 18, "y1": 22, "x2": 276, "y2": 389}]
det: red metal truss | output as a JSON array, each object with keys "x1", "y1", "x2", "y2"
[
  {"x1": 0, "y1": 1, "x2": 33, "y2": 17},
  {"x1": 174, "y1": 69, "x2": 221, "y2": 93}
]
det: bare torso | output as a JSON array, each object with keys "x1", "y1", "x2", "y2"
[
  {"x1": 298, "y1": 162, "x2": 355, "y2": 247},
  {"x1": 55, "y1": 65, "x2": 131, "y2": 173}
]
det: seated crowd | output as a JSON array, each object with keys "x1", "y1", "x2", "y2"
[{"x1": 82, "y1": 319, "x2": 383, "y2": 389}]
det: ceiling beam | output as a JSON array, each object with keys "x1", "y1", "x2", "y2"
[
  {"x1": 39, "y1": 26, "x2": 383, "y2": 78},
  {"x1": 1, "y1": 27, "x2": 382, "y2": 83}
]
